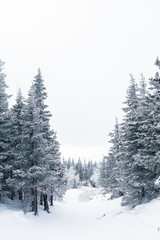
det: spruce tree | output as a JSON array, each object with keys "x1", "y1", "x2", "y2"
[
  {"x1": 120, "y1": 75, "x2": 142, "y2": 206},
  {"x1": 32, "y1": 69, "x2": 65, "y2": 208},
  {"x1": 107, "y1": 118, "x2": 123, "y2": 198},
  {"x1": 18, "y1": 69, "x2": 65, "y2": 214},
  {"x1": 21, "y1": 86, "x2": 51, "y2": 215},
  {"x1": 120, "y1": 73, "x2": 159, "y2": 206},
  {"x1": 99, "y1": 156, "x2": 108, "y2": 190},
  {"x1": 132, "y1": 73, "x2": 157, "y2": 204},
  {"x1": 7, "y1": 89, "x2": 25, "y2": 200},
  {"x1": 0, "y1": 60, "x2": 12, "y2": 201},
  {"x1": 134, "y1": 71, "x2": 160, "y2": 202}
]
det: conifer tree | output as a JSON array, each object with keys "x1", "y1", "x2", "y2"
[
  {"x1": 0, "y1": 63, "x2": 66, "y2": 213},
  {"x1": 120, "y1": 73, "x2": 157, "y2": 206},
  {"x1": 131, "y1": 73, "x2": 157, "y2": 203},
  {"x1": 99, "y1": 60, "x2": 160, "y2": 207},
  {"x1": 76, "y1": 159, "x2": 84, "y2": 181},
  {"x1": 32, "y1": 69, "x2": 65, "y2": 209},
  {"x1": 21, "y1": 86, "x2": 51, "y2": 215},
  {"x1": 99, "y1": 156, "x2": 108, "y2": 190},
  {"x1": 134, "y1": 71, "x2": 160, "y2": 202},
  {"x1": 0, "y1": 60, "x2": 12, "y2": 201},
  {"x1": 107, "y1": 118, "x2": 123, "y2": 198},
  {"x1": 7, "y1": 89, "x2": 25, "y2": 200},
  {"x1": 120, "y1": 75, "x2": 142, "y2": 206}
]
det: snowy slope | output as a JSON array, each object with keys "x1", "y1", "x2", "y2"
[{"x1": 0, "y1": 187, "x2": 160, "y2": 240}]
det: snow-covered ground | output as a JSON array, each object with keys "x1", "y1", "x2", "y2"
[{"x1": 1, "y1": 187, "x2": 160, "y2": 240}]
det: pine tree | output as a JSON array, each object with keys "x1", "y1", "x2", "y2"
[
  {"x1": 107, "y1": 118, "x2": 123, "y2": 198},
  {"x1": 67, "y1": 158, "x2": 72, "y2": 169},
  {"x1": 134, "y1": 71, "x2": 160, "y2": 202},
  {"x1": 76, "y1": 158, "x2": 84, "y2": 182},
  {"x1": 119, "y1": 73, "x2": 158, "y2": 206},
  {"x1": 139, "y1": 73, "x2": 147, "y2": 97},
  {"x1": 33, "y1": 69, "x2": 65, "y2": 207},
  {"x1": 120, "y1": 75, "x2": 142, "y2": 206},
  {"x1": 7, "y1": 89, "x2": 25, "y2": 200},
  {"x1": 83, "y1": 160, "x2": 89, "y2": 185},
  {"x1": 0, "y1": 60, "x2": 12, "y2": 201},
  {"x1": 99, "y1": 156, "x2": 108, "y2": 190},
  {"x1": 0, "y1": 63, "x2": 66, "y2": 213},
  {"x1": 99, "y1": 60, "x2": 160, "y2": 207},
  {"x1": 21, "y1": 86, "x2": 52, "y2": 215},
  {"x1": 90, "y1": 161, "x2": 100, "y2": 187},
  {"x1": 87, "y1": 161, "x2": 93, "y2": 180},
  {"x1": 131, "y1": 73, "x2": 157, "y2": 204}
]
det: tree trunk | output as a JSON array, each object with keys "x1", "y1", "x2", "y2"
[
  {"x1": 40, "y1": 193, "x2": 43, "y2": 205},
  {"x1": 34, "y1": 188, "x2": 38, "y2": 216},
  {"x1": 50, "y1": 194, "x2": 53, "y2": 206},
  {"x1": 43, "y1": 194, "x2": 49, "y2": 213},
  {"x1": 141, "y1": 186, "x2": 145, "y2": 198},
  {"x1": 32, "y1": 188, "x2": 38, "y2": 215},
  {"x1": 18, "y1": 190, "x2": 23, "y2": 200},
  {"x1": 31, "y1": 188, "x2": 34, "y2": 212},
  {"x1": 10, "y1": 190, "x2": 15, "y2": 200}
]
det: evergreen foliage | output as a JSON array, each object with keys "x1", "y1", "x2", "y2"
[
  {"x1": 63, "y1": 158, "x2": 99, "y2": 188},
  {"x1": 100, "y1": 60, "x2": 160, "y2": 207},
  {"x1": 0, "y1": 64, "x2": 65, "y2": 215},
  {"x1": 2, "y1": 58, "x2": 160, "y2": 211},
  {"x1": 0, "y1": 60, "x2": 12, "y2": 201}
]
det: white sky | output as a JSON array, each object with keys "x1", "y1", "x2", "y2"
[{"x1": 0, "y1": 0, "x2": 160, "y2": 161}]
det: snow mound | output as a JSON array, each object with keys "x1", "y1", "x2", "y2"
[{"x1": 79, "y1": 187, "x2": 103, "y2": 201}]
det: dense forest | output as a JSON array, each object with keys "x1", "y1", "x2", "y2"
[
  {"x1": 63, "y1": 158, "x2": 99, "y2": 188},
  {"x1": 99, "y1": 58, "x2": 160, "y2": 207},
  {"x1": 0, "y1": 60, "x2": 66, "y2": 215}
]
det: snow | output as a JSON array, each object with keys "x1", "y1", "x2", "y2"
[{"x1": 1, "y1": 187, "x2": 160, "y2": 240}]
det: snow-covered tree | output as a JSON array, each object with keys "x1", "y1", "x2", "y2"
[
  {"x1": 76, "y1": 158, "x2": 84, "y2": 182},
  {"x1": 65, "y1": 166, "x2": 79, "y2": 189},
  {"x1": 64, "y1": 158, "x2": 99, "y2": 188},
  {"x1": 107, "y1": 118, "x2": 123, "y2": 198},
  {"x1": 99, "y1": 156, "x2": 108, "y2": 189},
  {"x1": 7, "y1": 89, "x2": 25, "y2": 200},
  {"x1": 120, "y1": 75, "x2": 146, "y2": 206},
  {"x1": 32, "y1": 69, "x2": 65, "y2": 208},
  {"x1": 20, "y1": 86, "x2": 51, "y2": 215},
  {"x1": 0, "y1": 60, "x2": 12, "y2": 201},
  {"x1": 133, "y1": 71, "x2": 160, "y2": 203},
  {"x1": 90, "y1": 162, "x2": 100, "y2": 188}
]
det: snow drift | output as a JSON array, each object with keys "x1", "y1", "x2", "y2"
[{"x1": 0, "y1": 187, "x2": 160, "y2": 240}]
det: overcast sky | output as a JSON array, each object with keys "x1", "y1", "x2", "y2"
[{"x1": 1, "y1": 0, "x2": 160, "y2": 161}]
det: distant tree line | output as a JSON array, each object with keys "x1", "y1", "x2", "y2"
[
  {"x1": 99, "y1": 59, "x2": 160, "y2": 207},
  {"x1": 63, "y1": 158, "x2": 100, "y2": 188},
  {"x1": 0, "y1": 60, "x2": 66, "y2": 215}
]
